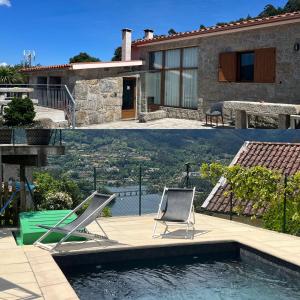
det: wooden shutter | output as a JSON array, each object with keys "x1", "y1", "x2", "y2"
[
  {"x1": 254, "y1": 48, "x2": 276, "y2": 83},
  {"x1": 218, "y1": 52, "x2": 237, "y2": 82}
]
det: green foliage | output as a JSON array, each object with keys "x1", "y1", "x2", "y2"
[
  {"x1": 40, "y1": 192, "x2": 73, "y2": 210},
  {"x1": 259, "y1": 4, "x2": 283, "y2": 17},
  {"x1": 0, "y1": 66, "x2": 24, "y2": 84},
  {"x1": 168, "y1": 28, "x2": 177, "y2": 35},
  {"x1": 201, "y1": 163, "x2": 300, "y2": 235},
  {"x1": 201, "y1": 162, "x2": 225, "y2": 185},
  {"x1": 3, "y1": 97, "x2": 36, "y2": 127},
  {"x1": 102, "y1": 207, "x2": 112, "y2": 217},
  {"x1": 33, "y1": 172, "x2": 83, "y2": 210},
  {"x1": 213, "y1": 1, "x2": 299, "y2": 29},
  {"x1": 112, "y1": 47, "x2": 122, "y2": 61},
  {"x1": 284, "y1": 0, "x2": 300, "y2": 12},
  {"x1": 69, "y1": 52, "x2": 100, "y2": 63}
]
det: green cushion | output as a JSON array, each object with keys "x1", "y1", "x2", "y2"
[{"x1": 17, "y1": 210, "x2": 86, "y2": 245}]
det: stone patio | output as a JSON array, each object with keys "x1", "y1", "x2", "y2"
[
  {"x1": 80, "y1": 118, "x2": 232, "y2": 129},
  {"x1": 34, "y1": 106, "x2": 68, "y2": 128},
  {"x1": 0, "y1": 214, "x2": 299, "y2": 299}
]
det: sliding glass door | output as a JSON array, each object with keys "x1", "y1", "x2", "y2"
[{"x1": 148, "y1": 47, "x2": 198, "y2": 109}]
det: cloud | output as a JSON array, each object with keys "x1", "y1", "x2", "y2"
[
  {"x1": 0, "y1": 0, "x2": 11, "y2": 7},
  {"x1": 0, "y1": 62, "x2": 8, "y2": 66}
]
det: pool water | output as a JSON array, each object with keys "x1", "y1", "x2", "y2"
[{"x1": 64, "y1": 256, "x2": 300, "y2": 300}]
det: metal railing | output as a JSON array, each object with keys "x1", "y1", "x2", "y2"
[
  {"x1": 7, "y1": 128, "x2": 63, "y2": 146},
  {"x1": 0, "y1": 84, "x2": 76, "y2": 128},
  {"x1": 92, "y1": 163, "x2": 205, "y2": 217}
]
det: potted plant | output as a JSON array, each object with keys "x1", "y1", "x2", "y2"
[{"x1": 3, "y1": 97, "x2": 52, "y2": 145}]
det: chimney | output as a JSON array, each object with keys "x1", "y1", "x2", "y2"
[
  {"x1": 144, "y1": 29, "x2": 154, "y2": 40},
  {"x1": 122, "y1": 28, "x2": 132, "y2": 61}
]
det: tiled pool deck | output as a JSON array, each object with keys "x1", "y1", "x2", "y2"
[{"x1": 0, "y1": 214, "x2": 300, "y2": 299}]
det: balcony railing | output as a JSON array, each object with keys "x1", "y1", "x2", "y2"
[{"x1": 0, "y1": 84, "x2": 76, "y2": 128}]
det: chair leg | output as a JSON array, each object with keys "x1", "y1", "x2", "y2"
[
  {"x1": 152, "y1": 221, "x2": 158, "y2": 238},
  {"x1": 216, "y1": 117, "x2": 218, "y2": 127},
  {"x1": 205, "y1": 115, "x2": 208, "y2": 125},
  {"x1": 222, "y1": 116, "x2": 224, "y2": 126},
  {"x1": 95, "y1": 219, "x2": 108, "y2": 239}
]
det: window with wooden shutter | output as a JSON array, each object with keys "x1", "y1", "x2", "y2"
[
  {"x1": 254, "y1": 48, "x2": 276, "y2": 83},
  {"x1": 218, "y1": 52, "x2": 237, "y2": 82}
]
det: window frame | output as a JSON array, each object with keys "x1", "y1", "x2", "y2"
[{"x1": 149, "y1": 47, "x2": 198, "y2": 109}]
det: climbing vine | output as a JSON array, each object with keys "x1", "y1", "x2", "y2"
[{"x1": 201, "y1": 163, "x2": 300, "y2": 235}]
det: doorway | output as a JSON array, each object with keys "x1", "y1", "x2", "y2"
[{"x1": 122, "y1": 78, "x2": 136, "y2": 119}]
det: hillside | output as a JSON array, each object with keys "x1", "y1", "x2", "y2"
[{"x1": 45, "y1": 130, "x2": 300, "y2": 206}]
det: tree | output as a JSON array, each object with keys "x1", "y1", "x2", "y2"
[
  {"x1": 259, "y1": 4, "x2": 281, "y2": 17},
  {"x1": 69, "y1": 52, "x2": 100, "y2": 63},
  {"x1": 199, "y1": 24, "x2": 206, "y2": 30},
  {"x1": 112, "y1": 46, "x2": 122, "y2": 61},
  {"x1": 0, "y1": 66, "x2": 24, "y2": 84},
  {"x1": 284, "y1": 0, "x2": 300, "y2": 12},
  {"x1": 168, "y1": 28, "x2": 177, "y2": 35}
]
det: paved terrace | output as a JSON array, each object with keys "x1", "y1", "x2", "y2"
[
  {"x1": 80, "y1": 118, "x2": 232, "y2": 129},
  {"x1": 0, "y1": 214, "x2": 300, "y2": 299}
]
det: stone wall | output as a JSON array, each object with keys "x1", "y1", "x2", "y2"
[
  {"x1": 160, "y1": 107, "x2": 203, "y2": 120},
  {"x1": 198, "y1": 23, "x2": 300, "y2": 111},
  {"x1": 72, "y1": 77, "x2": 122, "y2": 126}
]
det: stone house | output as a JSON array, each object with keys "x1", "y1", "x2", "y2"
[{"x1": 22, "y1": 11, "x2": 300, "y2": 126}]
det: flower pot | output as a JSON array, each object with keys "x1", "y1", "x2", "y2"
[
  {"x1": 0, "y1": 129, "x2": 12, "y2": 144},
  {"x1": 26, "y1": 129, "x2": 52, "y2": 145}
]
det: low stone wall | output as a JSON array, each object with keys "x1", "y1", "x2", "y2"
[
  {"x1": 139, "y1": 110, "x2": 167, "y2": 123},
  {"x1": 73, "y1": 78, "x2": 123, "y2": 126},
  {"x1": 160, "y1": 106, "x2": 203, "y2": 120}
]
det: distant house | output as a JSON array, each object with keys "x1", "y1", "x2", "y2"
[
  {"x1": 22, "y1": 11, "x2": 300, "y2": 126},
  {"x1": 202, "y1": 141, "x2": 300, "y2": 216}
]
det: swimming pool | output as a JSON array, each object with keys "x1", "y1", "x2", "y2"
[{"x1": 58, "y1": 243, "x2": 300, "y2": 300}]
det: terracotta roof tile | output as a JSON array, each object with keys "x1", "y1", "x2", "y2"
[
  {"x1": 205, "y1": 142, "x2": 300, "y2": 217},
  {"x1": 21, "y1": 64, "x2": 71, "y2": 72},
  {"x1": 133, "y1": 11, "x2": 300, "y2": 46}
]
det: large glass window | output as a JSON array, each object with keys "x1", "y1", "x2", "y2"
[
  {"x1": 238, "y1": 52, "x2": 255, "y2": 82},
  {"x1": 146, "y1": 73, "x2": 161, "y2": 105},
  {"x1": 148, "y1": 47, "x2": 198, "y2": 109},
  {"x1": 165, "y1": 70, "x2": 180, "y2": 107},
  {"x1": 165, "y1": 49, "x2": 180, "y2": 69},
  {"x1": 150, "y1": 51, "x2": 163, "y2": 69},
  {"x1": 182, "y1": 69, "x2": 198, "y2": 108},
  {"x1": 183, "y1": 48, "x2": 198, "y2": 68}
]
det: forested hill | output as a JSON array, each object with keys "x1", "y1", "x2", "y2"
[{"x1": 47, "y1": 130, "x2": 300, "y2": 185}]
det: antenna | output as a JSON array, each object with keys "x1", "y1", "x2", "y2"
[{"x1": 23, "y1": 50, "x2": 36, "y2": 67}]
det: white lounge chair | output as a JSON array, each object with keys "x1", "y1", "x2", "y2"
[
  {"x1": 34, "y1": 191, "x2": 116, "y2": 251},
  {"x1": 153, "y1": 187, "x2": 196, "y2": 239}
]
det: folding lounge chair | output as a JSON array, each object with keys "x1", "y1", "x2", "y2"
[
  {"x1": 34, "y1": 192, "x2": 117, "y2": 251},
  {"x1": 153, "y1": 187, "x2": 196, "y2": 239}
]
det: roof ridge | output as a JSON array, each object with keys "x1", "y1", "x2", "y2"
[
  {"x1": 246, "y1": 141, "x2": 300, "y2": 146},
  {"x1": 133, "y1": 10, "x2": 300, "y2": 46}
]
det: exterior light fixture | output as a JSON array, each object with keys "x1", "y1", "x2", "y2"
[{"x1": 294, "y1": 42, "x2": 300, "y2": 52}]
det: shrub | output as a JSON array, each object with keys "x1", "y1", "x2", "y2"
[
  {"x1": 39, "y1": 192, "x2": 73, "y2": 210},
  {"x1": 4, "y1": 97, "x2": 36, "y2": 127},
  {"x1": 33, "y1": 172, "x2": 83, "y2": 210},
  {"x1": 102, "y1": 207, "x2": 112, "y2": 217}
]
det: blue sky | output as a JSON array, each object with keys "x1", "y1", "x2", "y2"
[{"x1": 0, "y1": 0, "x2": 287, "y2": 66}]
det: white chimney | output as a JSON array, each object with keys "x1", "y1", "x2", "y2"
[
  {"x1": 144, "y1": 29, "x2": 154, "y2": 40},
  {"x1": 122, "y1": 28, "x2": 132, "y2": 61}
]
